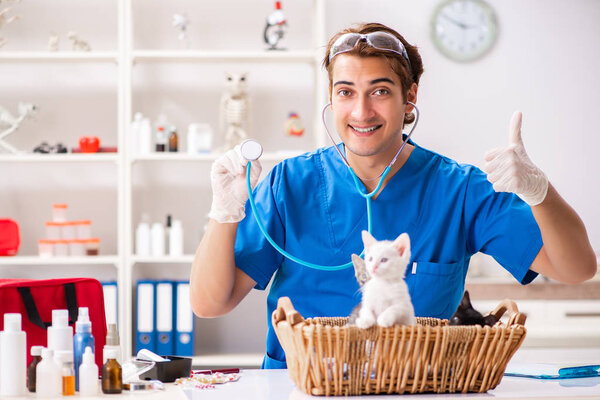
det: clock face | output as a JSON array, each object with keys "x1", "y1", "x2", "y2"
[{"x1": 431, "y1": 0, "x2": 498, "y2": 62}]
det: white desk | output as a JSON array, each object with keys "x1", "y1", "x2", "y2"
[{"x1": 183, "y1": 348, "x2": 600, "y2": 400}]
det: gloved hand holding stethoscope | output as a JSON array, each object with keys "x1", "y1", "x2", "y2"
[
  {"x1": 483, "y1": 111, "x2": 549, "y2": 206},
  {"x1": 207, "y1": 142, "x2": 263, "y2": 224}
]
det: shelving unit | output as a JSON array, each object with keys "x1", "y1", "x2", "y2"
[{"x1": 1, "y1": 0, "x2": 328, "y2": 361}]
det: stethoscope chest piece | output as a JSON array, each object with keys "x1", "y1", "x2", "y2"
[{"x1": 240, "y1": 139, "x2": 263, "y2": 161}]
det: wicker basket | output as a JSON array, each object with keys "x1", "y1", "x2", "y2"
[{"x1": 272, "y1": 296, "x2": 527, "y2": 396}]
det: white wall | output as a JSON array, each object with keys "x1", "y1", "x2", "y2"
[{"x1": 2, "y1": 0, "x2": 599, "y2": 354}]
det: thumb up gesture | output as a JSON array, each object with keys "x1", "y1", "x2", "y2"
[{"x1": 483, "y1": 111, "x2": 548, "y2": 206}]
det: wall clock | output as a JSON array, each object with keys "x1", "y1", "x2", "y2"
[{"x1": 431, "y1": 0, "x2": 498, "y2": 62}]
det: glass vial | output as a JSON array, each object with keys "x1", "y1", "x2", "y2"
[
  {"x1": 155, "y1": 126, "x2": 167, "y2": 152},
  {"x1": 168, "y1": 125, "x2": 178, "y2": 152},
  {"x1": 101, "y1": 349, "x2": 122, "y2": 394},
  {"x1": 27, "y1": 345, "x2": 44, "y2": 392},
  {"x1": 56, "y1": 350, "x2": 75, "y2": 396}
]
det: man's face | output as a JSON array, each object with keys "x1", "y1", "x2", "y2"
[{"x1": 330, "y1": 55, "x2": 410, "y2": 160}]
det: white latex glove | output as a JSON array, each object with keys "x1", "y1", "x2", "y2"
[
  {"x1": 208, "y1": 145, "x2": 262, "y2": 223},
  {"x1": 483, "y1": 111, "x2": 548, "y2": 206}
]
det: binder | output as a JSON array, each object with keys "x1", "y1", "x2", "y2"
[
  {"x1": 135, "y1": 280, "x2": 156, "y2": 353},
  {"x1": 101, "y1": 281, "x2": 118, "y2": 326},
  {"x1": 155, "y1": 281, "x2": 174, "y2": 356},
  {"x1": 174, "y1": 281, "x2": 194, "y2": 356}
]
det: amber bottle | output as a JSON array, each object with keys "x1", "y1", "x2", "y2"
[
  {"x1": 101, "y1": 349, "x2": 122, "y2": 394},
  {"x1": 168, "y1": 126, "x2": 178, "y2": 152}
]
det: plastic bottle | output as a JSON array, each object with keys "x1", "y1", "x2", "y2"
[
  {"x1": 130, "y1": 112, "x2": 143, "y2": 154},
  {"x1": 169, "y1": 219, "x2": 184, "y2": 256},
  {"x1": 187, "y1": 123, "x2": 213, "y2": 153},
  {"x1": 139, "y1": 117, "x2": 152, "y2": 154},
  {"x1": 73, "y1": 307, "x2": 95, "y2": 391},
  {"x1": 27, "y1": 345, "x2": 44, "y2": 392},
  {"x1": 0, "y1": 313, "x2": 27, "y2": 397},
  {"x1": 36, "y1": 348, "x2": 61, "y2": 397},
  {"x1": 101, "y1": 348, "x2": 122, "y2": 394},
  {"x1": 165, "y1": 214, "x2": 172, "y2": 254},
  {"x1": 151, "y1": 222, "x2": 165, "y2": 256},
  {"x1": 79, "y1": 347, "x2": 98, "y2": 396},
  {"x1": 47, "y1": 309, "x2": 74, "y2": 354},
  {"x1": 56, "y1": 350, "x2": 75, "y2": 396},
  {"x1": 136, "y1": 214, "x2": 151, "y2": 256},
  {"x1": 103, "y1": 323, "x2": 122, "y2": 365}
]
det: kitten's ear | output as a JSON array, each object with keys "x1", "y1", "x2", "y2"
[
  {"x1": 361, "y1": 230, "x2": 376, "y2": 248},
  {"x1": 351, "y1": 254, "x2": 367, "y2": 284},
  {"x1": 393, "y1": 233, "x2": 411, "y2": 257},
  {"x1": 461, "y1": 291, "x2": 473, "y2": 308}
]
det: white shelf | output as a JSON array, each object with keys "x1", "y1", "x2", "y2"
[
  {"x1": 0, "y1": 153, "x2": 119, "y2": 163},
  {"x1": 132, "y1": 49, "x2": 316, "y2": 64},
  {"x1": 0, "y1": 51, "x2": 119, "y2": 63},
  {"x1": 131, "y1": 255, "x2": 195, "y2": 264},
  {"x1": 131, "y1": 150, "x2": 306, "y2": 163},
  {"x1": 0, "y1": 256, "x2": 120, "y2": 266}
]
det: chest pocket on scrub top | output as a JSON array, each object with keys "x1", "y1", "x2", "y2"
[{"x1": 406, "y1": 261, "x2": 463, "y2": 318}]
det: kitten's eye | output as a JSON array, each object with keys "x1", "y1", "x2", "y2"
[
  {"x1": 368, "y1": 256, "x2": 373, "y2": 262},
  {"x1": 380, "y1": 257, "x2": 388, "y2": 263}
]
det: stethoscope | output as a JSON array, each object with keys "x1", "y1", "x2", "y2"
[{"x1": 240, "y1": 101, "x2": 420, "y2": 271}]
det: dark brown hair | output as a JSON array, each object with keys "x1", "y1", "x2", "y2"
[{"x1": 323, "y1": 23, "x2": 424, "y2": 124}]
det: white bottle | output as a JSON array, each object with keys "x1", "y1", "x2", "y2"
[
  {"x1": 130, "y1": 112, "x2": 143, "y2": 154},
  {"x1": 169, "y1": 219, "x2": 184, "y2": 256},
  {"x1": 135, "y1": 216, "x2": 151, "y2": 256},
  {"x1": 103, "y1": 324, "x2": 122, "y2": 365},
  {"x1": 47, "y1": 309, "x2": 74, "y2": 354},
  {"x1": 79, "y1": 347, "x2": 98, "y2": 396},
  {"x1": 36, "y1": 348, "x2": 61, "y2": 397},
  {"x1": 0, "y1": 313, "x2": 27, "y2": 397},
  {"x1": 150, "y1": 222, "x2": 165, "y2": 256},
  {"x1": 139, "y1": 117, "x2": 152, "y2": 154}
]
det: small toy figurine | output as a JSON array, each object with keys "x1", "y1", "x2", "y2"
[
  {"x1": 283, "y1": 112, "x2": 304, "y2": 137},
  {"x1": 263, "y1": 1, "x2": 287, "y2": 50},
  {"x1": 48, "y1": 33, "x2": 59, "y2": 51},
  {"x1": 0, "y1": 5, "x2": 21, "y2": 48},
  {"x1": 0, "y1": 102, "x2": 38, "y2": 154},
  {"x1": 220, "y1": 72, "x2": 250, "y2": 150},
  {"x1": 172, "y1": 14, "x2": 189, "y2": 40},
  {"x1": 67, "y1": 31, "x2": 91, "y2": 51}
]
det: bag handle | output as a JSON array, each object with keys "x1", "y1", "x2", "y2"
[
  {"x1": 17, "y1": 283, "x2": 79, "y2": 329},
  {"x1": 489, "y1": 298, "x2": 526, "y2": 326}
]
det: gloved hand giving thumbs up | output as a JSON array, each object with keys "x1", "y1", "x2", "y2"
[
  {"x1": 483, "y1": 111, "x2": 549, "y2": 206},
  {"x1": 208, "y1": 145, "x2": 262, "y2": 223}
]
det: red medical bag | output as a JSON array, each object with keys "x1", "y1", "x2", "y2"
[
  {"x1": 0, "y1": 219, "x2": 20, "y2": 256},
  {"x1": 0, "y1": 278, "x2": 108, "y2": 368}
]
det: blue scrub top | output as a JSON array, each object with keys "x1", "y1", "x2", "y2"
[{"x1": 234, "y1": 141, "x2": 542, "y2": 369}]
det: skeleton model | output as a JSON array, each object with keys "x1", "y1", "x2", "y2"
[
  {"x1": 220, "y1": 72, "x2": 250, "y2": 150},
  {"x1": 0, "y1": 102, "x2": 37, "y2": 153},
  {"x1": 67, "y1": 31, "x2": 91, "y2": 51},
  {"x1": 48, "y1": 33, "x2": 59, "y2": 51},
  {"x1": 0, "y1": 2, "x2": 21, "y2": 48}
]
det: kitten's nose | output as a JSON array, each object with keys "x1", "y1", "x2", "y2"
[{"x1": 372, "y1": 264, "x2": 378, "y2": 273}]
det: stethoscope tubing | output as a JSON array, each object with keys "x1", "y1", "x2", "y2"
[{"x1": 245, "y1": 102, "x2": 420, "y2": 271}]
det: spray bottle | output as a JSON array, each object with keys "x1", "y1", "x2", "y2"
[
  {"x1": 73, "y1": 307, "x2": 95, "y2": 391},
  {"x1": 103, "y1": 323, "x2": 122, "y2": 365},
  {"x1": 0, "y1": 313, "x2": 27, "y2": 397}
]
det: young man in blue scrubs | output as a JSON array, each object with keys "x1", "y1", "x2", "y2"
[{"x1": 190, "y1": 23, "x2": 597, "y2": 369}]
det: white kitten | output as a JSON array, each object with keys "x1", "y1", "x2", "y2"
[{"x1": 354, "y1": 231, "x2": 416, "y2": 329}]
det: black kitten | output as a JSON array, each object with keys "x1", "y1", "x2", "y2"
[{"x1": 449, "y1": 291, "x2": 497, "y2": 326}]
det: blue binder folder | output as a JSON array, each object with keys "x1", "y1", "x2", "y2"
[
  {"x1": 155, "y1": 281, "x2": 174, "y2": 356},
  {"x1": 135, "y1": 280, "x2": 156, "y2": 353},
  {"x1": 174, "y1": 281, "x2": 194, "y2": 356}
]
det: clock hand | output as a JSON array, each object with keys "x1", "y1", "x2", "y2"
[{"x1": 440, "y1": 12, "x2": 476, "y2": 29}]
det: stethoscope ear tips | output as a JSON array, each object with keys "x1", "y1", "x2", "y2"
[{"x1": 240, "y1": 139, "x2": 263, "y2": 161}]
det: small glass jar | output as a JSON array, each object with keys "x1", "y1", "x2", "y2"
[
  {"x1": 52, "y1": 203, "x2": 68, "y2": 222},
  {"x1": 54, "y1": 240, "x2": 69, "y2": 257},
  {"x1": 74, "y1": 220, "x2": 92, "y2": 239},
  {"x1": 61, "y1": 222, "x2": 76, "y2": 240},
  {"x1": 38, "y1": 239, "x2": 55, "y2": 258},
  {"x1": 45, "y1": 222, "x2": 63, "y2": 240},
  {"x1": 83, "y1": 238, "x2": 100, "y2": 256},
  {"x1": 68, "y1": 239, "x2": 86, "y2": 257}
]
